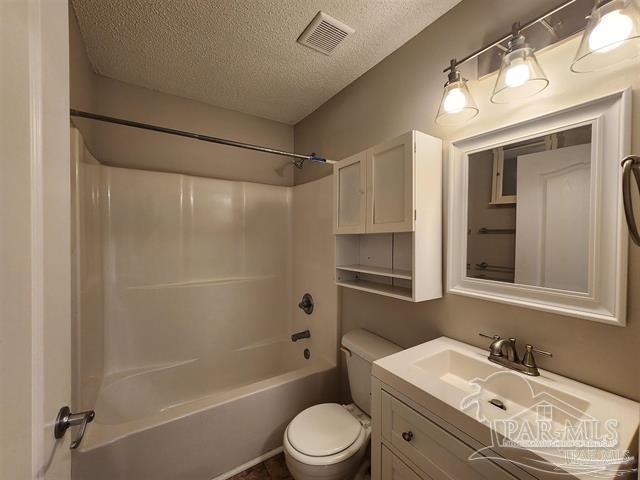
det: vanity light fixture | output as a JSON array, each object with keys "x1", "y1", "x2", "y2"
[
  {"x1": 436, "y1": 0, "x2": 640, "y2": 125},
  {"x1": 435, "y1": 59, "x2": 479, "y2": 125},
  {"x1": 491, "y1": 23, "x2": 549, "y2": 104},
  {"x1": 571, "y1": 0, "x2": 640, "y2": 72}
]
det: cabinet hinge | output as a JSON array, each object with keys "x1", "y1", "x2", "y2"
[{"x1": 414, "y1": 210, "x2": 417, "y2": 221}]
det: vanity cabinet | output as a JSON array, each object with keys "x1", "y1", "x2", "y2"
[
  {"x1": 372, "y1": 380, "x2": 539, "y2": 480},
  {"x1": 381, "y1": 446, "x2": 423, "y2": 480},
  {"x1": 380, "y1": 392, "x2": 519, "y2": 480},
  {"x1": 334, "y1": 130, "x2": 442, "y2": 302},
  {"x1": 372, "y1": 337, "x2": 639, "y2": 480}
]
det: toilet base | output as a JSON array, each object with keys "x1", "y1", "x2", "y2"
[{"x1": 353, "y1": 457, "x2": 370, "y2": 480}]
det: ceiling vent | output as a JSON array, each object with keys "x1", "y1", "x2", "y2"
[{"x1": 297, "y1": 11, "x2": 354, "y2": 55}]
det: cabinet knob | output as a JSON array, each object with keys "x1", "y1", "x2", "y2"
[{"x1": 401, "y1": 431, "x2": 414, "y2": 442}]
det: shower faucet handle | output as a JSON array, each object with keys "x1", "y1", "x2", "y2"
[{"x1": 298, "y1": 293, "x2": 314, "y2": 315}]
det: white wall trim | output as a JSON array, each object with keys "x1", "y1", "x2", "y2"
[{"x1": 28, "y1": 0, "x2": 45, "y2": 477}]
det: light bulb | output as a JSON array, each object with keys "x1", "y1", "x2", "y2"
[
  {"x1": 504, "y1": 62, "x2": 531, "y2": 88},
  {"x1": 443, "y1": 87, "x2": 466, "y2": 114},
  {"x1": 436, "y1": 60, "x2": 479, "y2": 125},
  {"x1": 588, "y1": 10, "x2": 634, "y2": 53}
]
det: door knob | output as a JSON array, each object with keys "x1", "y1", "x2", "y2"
[{"x1": 54, "y1": 406, "x2": 95, "y2": 449}]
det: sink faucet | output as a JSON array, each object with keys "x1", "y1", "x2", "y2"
[
  {"x1": 489, "y1": 337, "x2": 519, "y2": 363},
  {"x1": 479, "y1": 333, "x2": 552, "y2": 376}
]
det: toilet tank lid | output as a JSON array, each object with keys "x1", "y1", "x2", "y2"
[{"x1": 341, "y1": 329, "x2": 402, "y2": 363}]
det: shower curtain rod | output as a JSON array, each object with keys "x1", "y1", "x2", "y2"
[{"x1": 69, "y1": 109, "x2": 334, "y2": 168}]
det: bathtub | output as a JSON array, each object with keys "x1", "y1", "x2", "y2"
[{"x1": 72, "y1": 340, "x2": 338, "y2": 480}]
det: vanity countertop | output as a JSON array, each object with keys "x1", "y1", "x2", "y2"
[{"x1": 373, "y1": 337, "x2": 639, "y2": 480}]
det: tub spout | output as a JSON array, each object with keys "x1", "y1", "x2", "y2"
[{"x1": 291, "y1": 330, "x2": 311, "y2": 342}]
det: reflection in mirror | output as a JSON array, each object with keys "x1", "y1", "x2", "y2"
[{"x1": 466, "y1": 125, "x2": 592, "y2": 293}]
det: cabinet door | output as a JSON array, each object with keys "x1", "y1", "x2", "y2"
[
  {"x1": 382, "y1": 392, "x2": 519, "y2": 480},
  {"x1": 366, "y1": 132, "x2": 414, "y2": 233},
  {"x1": 334, "y1": 151, "x2": 366, "y2": 234},
  {"x1": 382, "y1": 446, "x2": 429, "y2": 480}
]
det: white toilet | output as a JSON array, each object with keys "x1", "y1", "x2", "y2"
[{"x1": 283, "y1": 329, "x2": 402, "y2": 480}]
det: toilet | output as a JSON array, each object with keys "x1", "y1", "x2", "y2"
[{"x1": 283, "y1": 329, "x2": 402, "y2": 480}]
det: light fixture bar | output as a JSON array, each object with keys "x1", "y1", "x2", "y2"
[{"x1": 442, "y1": 0, "x2": 612, "y2": 72}]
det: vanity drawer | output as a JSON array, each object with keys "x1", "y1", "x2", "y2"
[
  {"x1": 381, "y1": 391, "x2": 518, "y2": 480},
  {"x1": 382, "y1": 445, "x2": 430, "y2": 480}
]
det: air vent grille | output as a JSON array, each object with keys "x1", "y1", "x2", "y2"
[{"x1": 298, "y1": 12, "x2": 354, "y2": 55}]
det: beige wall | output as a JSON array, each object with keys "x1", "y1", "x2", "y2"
[
  {"x1": 69, "y1": 2, "x2": 96, "y2": 146},
  {"x1": 291, "y1": 176, "x2": 339, "y2": 366},
  {"x1": 69, "y1": 8, "x2": 295, "y2": 186},
  {"x1": 295, "y1": 0, "x2": 640, "y2": 400}
]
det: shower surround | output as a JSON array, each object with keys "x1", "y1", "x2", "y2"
[{"x1": 70, "y1": 129, "x2": 338, "y2": 480}]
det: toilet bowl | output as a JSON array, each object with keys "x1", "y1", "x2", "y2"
[
  {"x1": 283, "y1": 403, "x2": 370, "y2": 480},
  {"x1": 283, "y1": 330, "x2": 402, "y2": 480}
]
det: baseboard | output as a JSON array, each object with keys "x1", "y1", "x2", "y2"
[{"x1": 211, "y1": 446, "x2": 284, "y2": 480}]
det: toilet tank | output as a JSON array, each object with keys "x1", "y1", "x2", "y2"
[{"x1": 341, "y1": 329, "x2": 402, "y2": 415}]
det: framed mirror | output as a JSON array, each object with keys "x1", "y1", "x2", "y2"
[{"x1": 447, "y1": 90, "x2": 630, "y2": 326}]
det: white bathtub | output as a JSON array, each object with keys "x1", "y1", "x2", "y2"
[{"x1": 72, "y1": 340, "x2": 338, "y2": 480}]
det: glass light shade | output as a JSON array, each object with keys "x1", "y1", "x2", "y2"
[
  {"x1": 571, "y1": 0, "x2": 640, "y2": 72},
  {"x1": 435, "y1": 79, "x2": 479, "y2": 125},
  {"x1": 491, "y1": 44, "x2": 549, "y2": 104}
]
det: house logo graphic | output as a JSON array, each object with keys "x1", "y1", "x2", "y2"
[{"x1": 460, "y1": 370, "x2": 636, "y2": 478}]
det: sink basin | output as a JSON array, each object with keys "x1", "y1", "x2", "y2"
[
  {"x1": 413, "y1": 349, "x2": 591, "y2": 430},
  {"x1": 373, "y1": 337, "x2": 639, "y2": 480}
]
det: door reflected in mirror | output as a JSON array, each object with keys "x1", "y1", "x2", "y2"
[{"x1": 466, "y1": 125, "x2": 592, "y2": 293}]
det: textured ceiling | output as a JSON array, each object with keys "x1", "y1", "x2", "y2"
[{"x1": 71, "y1": 0, "x2": 462, "y2": 124}]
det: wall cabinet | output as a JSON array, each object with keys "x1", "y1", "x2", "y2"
[
  {"x1": 366, "y1": 133, "x2": 415, "y2": 233},
  {"x1": 334, "y1": 130, "x2": 442, "y2": 302},
  {"x1": 334, "y1": 151, "x2": 366, "y2": 234}
]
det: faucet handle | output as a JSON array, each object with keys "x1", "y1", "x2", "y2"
[
  {"x1": 522, "y1": 344, "x2": 552, "y2": 369},
  {"x1": 479, "y1": 333, "x2": 500, "y2": 341},
  {"x1": 528, "y1": 344, "x2": 552, "y2": 357},
  {"x1": 479, "y1": 333, "x2": 501, "y2": 356}
]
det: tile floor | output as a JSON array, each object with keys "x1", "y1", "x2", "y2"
[{"x1": 228, "y1": 453, "x2": 293, "y2": 480}]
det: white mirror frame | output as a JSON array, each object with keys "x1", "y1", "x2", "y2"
[{"x1": 447, "y1": 89, "x2": 631, "y2": 326}]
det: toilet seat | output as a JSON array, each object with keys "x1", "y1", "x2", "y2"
[{"x1": 284, "y1": 403, "x2": 370, "y2": 466}]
